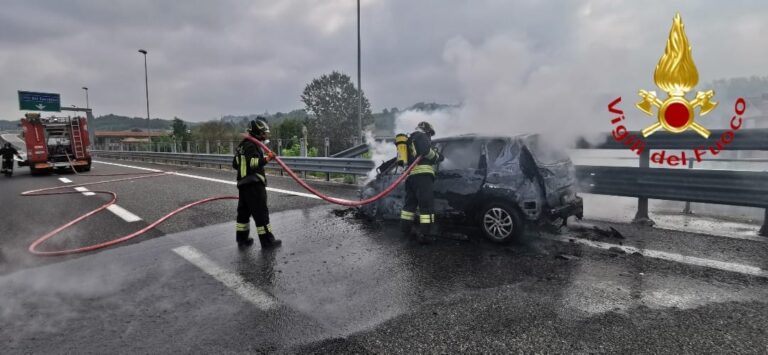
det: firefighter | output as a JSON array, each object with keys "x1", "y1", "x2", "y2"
[
  {"x1": 400, "y1": 121, "x2": 443, "y2": 244},
  {"x1": 232, "y1": 118, "x2": 282, "y2": 248},
  {"x1": 0, "y1": 143, "x2": 22, "y2": 176}
]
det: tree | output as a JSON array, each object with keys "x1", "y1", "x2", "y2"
[
  {"x1": 277, "y1": 118, "x2": 305, "y2": 147},
  {"x1": 301, "y1": 71, "x2": 373, "y2": 154},
  {"x1": 192, "y1": 121, "x2": 237, "y2": 142},
  {"x1": 171, "y1": 117, "x2": 190, "y2": 141}
]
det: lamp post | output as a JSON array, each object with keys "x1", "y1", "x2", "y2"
[
  {"x1": 357, "y1": 0, "x2": 363, "y2": 143},
  {"x1": 138, "y1": 49, "x2": 151, "y2": 147},
  {"x1": 82, "y1": 86, "x2": 89, "y2": 109}
]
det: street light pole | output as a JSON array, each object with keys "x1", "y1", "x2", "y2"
[
  {"x1": 82, "y1": 86, "x2": 89, "y2": 109},
  {"x1": 357, "y1": 0, "x2": 363, "y2": 143},
  {"x1": 138, "y1": 49, "x2": 151, "y2": 147}
]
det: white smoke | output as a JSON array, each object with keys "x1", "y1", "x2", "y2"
[{"x1": 364, "y1": 131, "x2": 396, "y2": 181}]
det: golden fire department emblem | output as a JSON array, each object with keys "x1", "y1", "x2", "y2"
[{"x1": 636, "y1": 13, "x2": 717, "y2": 138}]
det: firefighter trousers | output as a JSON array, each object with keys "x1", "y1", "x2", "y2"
[
  {"x1": 1, "y1": 158, "x2": 12, "y2": 171},
  {"x1": 236, "y1": 182, "x2": 272, "y2": 236},
  {"x1": 401, "y1": 173, "x2": 435, "y2": 234}
]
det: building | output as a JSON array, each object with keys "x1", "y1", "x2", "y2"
[{"x1": 94, "y1": 130, "x2": 167, "y2": 150}]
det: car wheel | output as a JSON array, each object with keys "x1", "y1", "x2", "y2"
[{"x1": 480, "y1": 202, "x2": 524, "y2": 243}]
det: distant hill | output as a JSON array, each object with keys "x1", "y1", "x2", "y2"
[
  {"x1": 0, "y1": 103, "x2": 453, "y2": 135},
  {"x1": 0, "y1": 114, "x2": 173, "y2": 132},
  {"x1": 220, "y1": 109, "x2": 308, "y2": 127},
  {"x1": 92, "y1": 114, "x2": 173, "y2": 131},
  {"x1": 0, "y1": 120, "x2": 20, "y2": 131}
]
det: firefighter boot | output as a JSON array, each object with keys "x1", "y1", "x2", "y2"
[
  {"x1": 416, "y1": 224, "x2": 434, "y2": 245},
  {"x1": 258, "y1": 232, "x2": 282, "y2": 248},
  {"x1": 400, "y1": 219, "x2": 415, "y2": 237},
  {"x1": 416, "y1": 214, "x2": 435, "y2": 244},
  {"x1": 236, "y1": 230, "x2": 254, "y2": 248}
]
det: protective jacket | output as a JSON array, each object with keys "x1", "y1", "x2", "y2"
[
  {"x1": 407, "y1": 131, "x2": 441, "y2": 176},
  {"x1": 233, "y1": 138, "x2": 268, "y2": 187},
  {"x1": 1, "y1": 146, "x2": 20, "y2": 160}
]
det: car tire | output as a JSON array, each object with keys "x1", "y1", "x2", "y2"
[{"x1": 479, "y1": 202, "x2": 524, "y2": 243}]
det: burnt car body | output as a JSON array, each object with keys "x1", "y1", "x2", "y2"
[{"x1": 359, "y1": 134, "x2": 583, "y2": 243}]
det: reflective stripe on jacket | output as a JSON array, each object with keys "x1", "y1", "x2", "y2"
[
  {"x1": 233, "y1": 139, "x2": 267, "y2": 187},
  {"x1": 407, "y1": 130, "x2": 439, "y2": 176}
]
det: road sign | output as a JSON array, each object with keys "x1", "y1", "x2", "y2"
[{"x1": 18, "y1": 91, "x2": 61, "y2": 112}]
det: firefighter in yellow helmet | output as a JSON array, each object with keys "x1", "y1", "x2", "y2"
[
  {"x1": 400, "y1": 121, "x2": 443, "y2": 244},
  {"x1": 232, "y1": 117, "x2": 281, "y2": 248}
]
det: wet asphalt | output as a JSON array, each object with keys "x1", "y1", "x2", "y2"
[{"x1": 2, "y1": 158, "x2": 768, "y2": 353}]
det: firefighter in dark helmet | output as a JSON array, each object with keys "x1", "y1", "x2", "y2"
[
  {"x1": 233, "y1": 117, "x2": 282, "y2": 248},
  {"x1": 400, "y1": 121, "x2": 443, "y2": 244},
  {"x1": 1, "y1": 143, "x2": 22, "y2": 176}
]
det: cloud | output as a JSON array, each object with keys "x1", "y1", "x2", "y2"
[{"x1": 0, "y1": 0, "x2": 766, "y2": 124}]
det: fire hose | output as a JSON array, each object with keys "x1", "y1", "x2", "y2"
[
  {"x1": 243, "y1": 135, "x2": 420, "y2": 207},
  {"x1": 26, "y1": 139, "x2": 420, "y2": 256}
]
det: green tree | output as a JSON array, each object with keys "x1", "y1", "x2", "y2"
[
  {"x1": 171, "y1": 117, "x2": 190, "y2": 141},
  {"x1": 301, "y1": 71, "x2": 373, "y2": 154},
  {"x1": 192, "y1": 121, "x2": 237, "y2": 142},
  {"x1": 278, "y1": 118, "x2": 304, "y2": 142}
]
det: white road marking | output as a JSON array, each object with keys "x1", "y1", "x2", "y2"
[
  {"x1": 74, "y1": 186, "x2": 96, "y2": 196},
  {"x1": 58, "y1": 177, "x2": 73, "y2": 183},
  {"x1": 545, "y1": 234, "x2": 768, "y2": 278},
  {"x1": 172, "y1": 245, "x2": 277, "y2": 310},
  {"x1": 91, "y1": 160, "x2": 162, "y2": 172},
  {"x1": 93, "y1": 160, "x2": 321, "y2": 200},
  {"x1": 106, "y1": 204, "x2": 142, "y2": 222}
]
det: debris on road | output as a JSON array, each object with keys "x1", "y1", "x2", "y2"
[
  {"x1": 440, "y1": 232, "x2": 470, "y2": 241},
  {"x1": 593, "y1": 226, "x2": 625, "y2": 239},
  {"x1": 333, "y1": 208, "x2": 356, "y2": 217},
  {"x1": 608, "y1": 246, "x2": 627, "y2": 255},
  {"x1": 555, "y1": 253, "x2": 579, "y2": 261}
]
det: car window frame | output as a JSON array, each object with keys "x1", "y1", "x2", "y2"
[{"x1": 436, "y1": 139, "x2": 485, "y2": 172}]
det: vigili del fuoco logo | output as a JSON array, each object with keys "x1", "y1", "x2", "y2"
[{"x1": 607, "y1": 13, "x2": 746, "y2": 166}]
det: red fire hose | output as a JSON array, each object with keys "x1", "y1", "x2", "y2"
[
  {"x1": 26, "y1": 140, "x2": 419, "y2": 256},
  {"x1": 244, "y1": 135, "x2": 420, "y2": 207}
]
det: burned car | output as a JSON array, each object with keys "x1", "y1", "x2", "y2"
[{"x1": 359, "y1": 134, "x2": 583, "y2": 243}]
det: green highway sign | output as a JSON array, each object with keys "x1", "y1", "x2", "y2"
[{"x1": 18, "y1": 91, "x2": 61, "y2": 112}]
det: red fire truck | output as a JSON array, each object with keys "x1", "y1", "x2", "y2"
[{"x1": 19, "y1": 113, "x2": 91, "y2": 174}]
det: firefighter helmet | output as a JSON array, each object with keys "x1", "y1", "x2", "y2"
[
  {"x1": 248, "y1": 117, "x2": 270, "y2": 137},
  {"x1": 417, "y1": 121, "x2": 435, "y2": 136}
]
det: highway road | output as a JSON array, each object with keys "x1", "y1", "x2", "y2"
[{"x1": 2, "y1": 158, "x2": 768, "y2": 353}]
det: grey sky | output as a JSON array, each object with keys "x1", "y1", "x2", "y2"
[{"x1": 1, "y1": 0, "x2": 766, "y2": 122}]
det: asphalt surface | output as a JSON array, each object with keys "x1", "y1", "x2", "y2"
[
  {"x1": 0, "y1": 158, "x2": 355, "y2": 274},
  {"x1": 2, "y1": 157, "x2": 768, "y2": 353}
]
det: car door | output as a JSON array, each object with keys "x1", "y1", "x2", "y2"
[{"x1": 433, "y1": 139, "x2": 486, "y2": 217}]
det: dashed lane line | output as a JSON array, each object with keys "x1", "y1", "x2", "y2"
[
  {"x1": 58, "y1": 177, "x2": 73, "y2": 183},
  {"x1": 93, "y1": 160, "x2": 321, "y2": 200},
  {"x1": 72, "y1": 186, "x2": 140, "y2": 222},
  {"x1": 74, "y1": 186, "x2": 96, "y2": 196},
  {"x1": 106, "y1": 204, "x2": 143, "y2": 223},
  {"x1": 172, "y1": 245, "x2": 277, "y2": 310},
  {"x1": 544, "y1": 234, "x2": 768, "y2": 278}
]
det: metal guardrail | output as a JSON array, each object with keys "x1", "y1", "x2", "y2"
[
  {"x1": 330, "y1": 143, "x2": 369, "y2": 158},
  {"x1": 92, "y1": 150, "x2": 375, "y2": 176},
  {"x1": 94, "y1": 129, "x2": 768, "y2": 236},
  {"x1": 575, "y1": 129, "x2": 768, "y2": 236},
  {"x1": 576, "y1": 166, "x2": 768, "y2": 208},
  {"x1": 578, "y1": 128, "x2": 768, "y2": 150}
]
